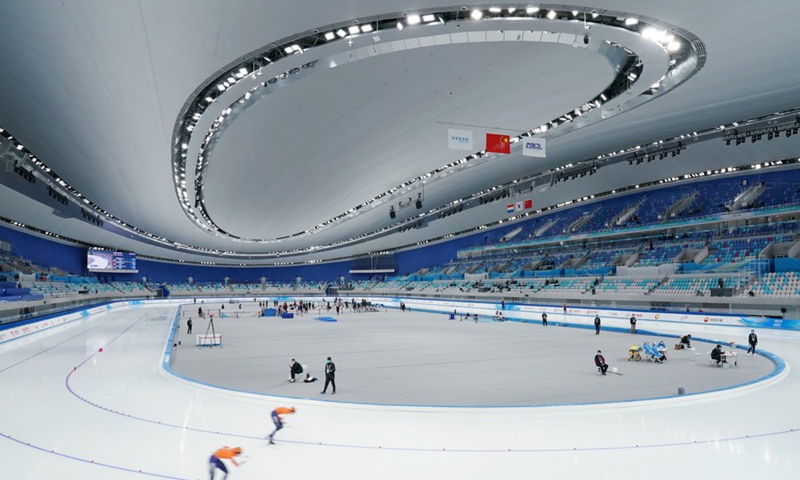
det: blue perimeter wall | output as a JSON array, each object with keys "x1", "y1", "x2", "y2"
[{"x1": 0, "y1": 223, "x2": 494, "y2": 282}]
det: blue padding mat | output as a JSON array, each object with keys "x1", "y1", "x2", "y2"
[{"x1": 315, "y1": 316, "x2": 338, "y2": 322}]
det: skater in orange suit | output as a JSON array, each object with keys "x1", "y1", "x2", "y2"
[
  {"x1": 268, "y1": 406, "x2": 296, "y2": 444},
  {"x1": 208, "y1": 446, "x2": 241, "y2": 480}
]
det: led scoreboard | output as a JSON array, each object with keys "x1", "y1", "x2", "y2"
[{"x1": 87, "y1": 249, "x2": 138, "y2": 273}]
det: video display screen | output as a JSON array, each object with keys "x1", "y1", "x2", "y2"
[{"x1": 87, "y1": 249, "x2": 138, "y2": 273}]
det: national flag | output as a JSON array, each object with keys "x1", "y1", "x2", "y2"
[
  {"x1": 516, "y1": 201, "x2": 523, "y2": 211},
  {"x1": 448, "y1": 128, "x2": 473, "y2": 150},
  {"x1": 524, "y1": 198, "x2": 533, "y2": 209},
  {"x1": 522, "y1": 138, "x2": 546, "y2": 157},
  {"x1": 486, "y1": 133, "x2": 510, "y2": 154},
  {"x1": 506, "y1": 203, "x2": 515, "y2": 213}
]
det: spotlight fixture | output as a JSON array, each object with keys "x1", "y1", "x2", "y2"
[
  {"x1": 407, "y1": 14, "x2": 421, "y2": 25},
  {"x1": 471, "y1": 9, "x2": 483, "y2": 19},
  {"x1": 546, "y1": 10, "x2": 557, "y2": 19},
  {"x1": 526, "y1": 7, "x2": 540, "y2": 14}
]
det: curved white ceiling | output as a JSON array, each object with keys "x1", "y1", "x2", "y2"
[
  {"x1": 0, "y1": 1, "x2": 799, "y2": 266},
  {"x1": 204, "y1": 41, "x2": 613, "y2": 240}
]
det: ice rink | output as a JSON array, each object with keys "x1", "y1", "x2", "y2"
[{"x1": 1, "y1": 303, "x2": 799, "y2": 479}]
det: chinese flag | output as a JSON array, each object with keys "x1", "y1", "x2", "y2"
[
  {"x1": 524, "y1": 199, "x2": 533, "y2": 209},
  {"x1": 486, "y1": 133, "x2": 510, "y2": 154}
]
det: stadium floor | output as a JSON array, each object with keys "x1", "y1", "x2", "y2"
[{"x1": 171, "y1": 309, "x2": 773, "y2": 406}]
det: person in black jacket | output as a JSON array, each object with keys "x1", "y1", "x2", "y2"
[
  {"x1": 187, "y1": 317, "x2": 192, "y2": 334},
  {"x1": 321, "y1": 357, "x2": 336, "y2": 394},
  {"x1": 629, "y1": 315, "x2": 636, "y2": 334},
  {"x1": 747, "y1": 330, "x2": 758, "y2": 355},
  {"x1": 711, "y1": 345, "x2": 724, "y2": 365},
  {"x1": 541, "y1": 312, "x2": 548, "y2": 327},
  {"x1": 594, "y1": 315, "x2": 601, "y2": 334},
  {"x1": 594, "y1": 350, "x2": 608, "y2": 375},
  {"x1": 288, "y1": 359, "x2": 303, "y2": 382}
]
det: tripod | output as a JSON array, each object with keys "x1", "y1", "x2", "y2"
[{"x1": 205, "y1": 316, "x2": 216, "y2": 338}]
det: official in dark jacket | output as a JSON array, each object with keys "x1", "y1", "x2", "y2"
[
  {"x1": 321, "y1": 357, "x2": 336, "y2": 394},
  {"x1": 747, "y1": 330, "x2": 758, "y2": 355}
]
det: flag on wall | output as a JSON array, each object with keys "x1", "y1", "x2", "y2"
[
  {"x1": 486, "y1": 133, "x2": 510, "y2": 154},
  {"x1": 507, "y1": 199, "x2": 534, "y2": 214},
  {"x1": 448, "y1": 128, "x2": 474, "y2": 150}
]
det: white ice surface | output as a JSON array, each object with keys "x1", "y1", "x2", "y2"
[{"x1": 1, "y1": 304, "x2": 798, "y2": 479}]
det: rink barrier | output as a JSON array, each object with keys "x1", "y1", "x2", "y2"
[{"x1": 4, "y1": 296, "x2": 785, "y2": 409}]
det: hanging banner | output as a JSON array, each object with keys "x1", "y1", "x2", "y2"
[
  {"x1": 486, "y1": 133, "x2": 510, "y2": 154},
  {"x1": 447, "y1": 128, "x2": 474, "y2": 150},
  {"x1": 523, "y1": 138, "x2": 546, "y2": 157}
]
